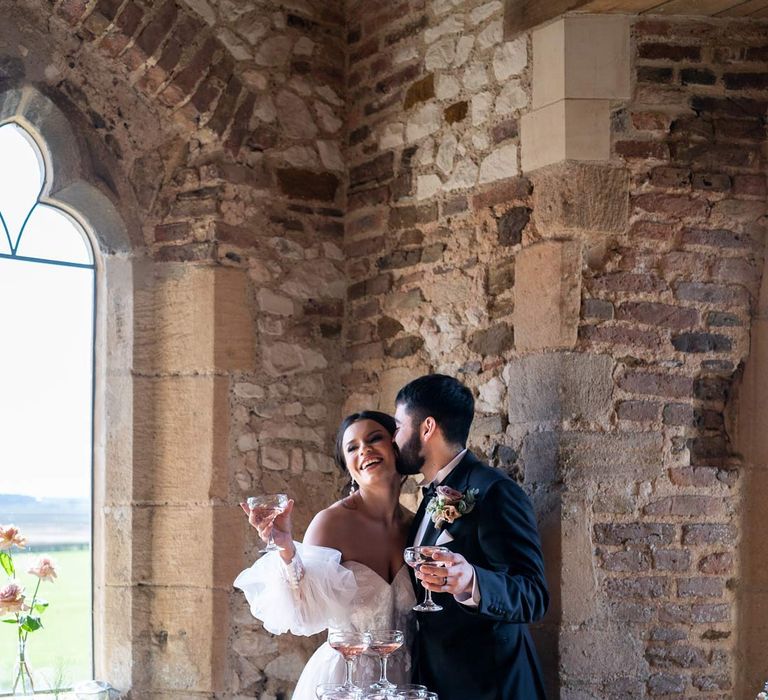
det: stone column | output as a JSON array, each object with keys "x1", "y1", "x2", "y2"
[
  {"x1": 130, "y1": 262, "x2": 254, "y2": 698},
  {"x1": 510, "y1": 14, "x2": 634, "y2": 697}
]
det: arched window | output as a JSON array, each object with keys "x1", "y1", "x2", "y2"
[{"x1": 0, "y1": 122, "x2": 95, "y2": 692}]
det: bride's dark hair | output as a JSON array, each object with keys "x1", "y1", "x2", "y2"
[{"x1": 333, "y1": 410, "x2": 397, "y2": 473}]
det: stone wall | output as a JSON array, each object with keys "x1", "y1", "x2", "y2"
[
  {"x1": 1, "y1": 1, "x2": 766, "y2": 698},
  {"x1": 341, "y1": 4, "x2": 767, "y2": 700},
  {"x1": 3, "y1": 1, "x2": 347, "y2": 697}
]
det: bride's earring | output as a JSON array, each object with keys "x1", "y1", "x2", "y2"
[{"x1": 349, "y1": 479, "x2": 358, "y2": 496}]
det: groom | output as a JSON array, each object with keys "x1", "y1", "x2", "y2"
[{"x1": 394, "y1": 374, "x2": 549, "y2": 700}]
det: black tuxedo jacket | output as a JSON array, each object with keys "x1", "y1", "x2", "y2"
[{"x1": 408, "y1": 451, "x2": 549, "y2": 700}]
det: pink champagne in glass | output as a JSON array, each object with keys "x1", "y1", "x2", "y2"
[
  {"x1": 404, "y1": 546, "x2": 449, "y2": 612},
  {"x1": 247, "y1": 494, "x2": 288, "y2": 553},
  {"x1": 328, "y1": 630, "x2": 371, "y2": 690},
  {"x1": 367, "y1": 629, "x2": 404, "y2": 691}
]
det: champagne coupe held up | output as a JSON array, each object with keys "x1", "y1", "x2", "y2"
[
  {"x1": 366, "y1": 629, "x2": 404, "y2": 691},
  {"x1": 328, "y1": 630, "x2": 372, "y2": 691},
  {"x1": 247, "y1": 493, "x2": 288, "y2": 553},
  {"x1": 404, "y1": 545, "x2": 450, "y2": 612}
]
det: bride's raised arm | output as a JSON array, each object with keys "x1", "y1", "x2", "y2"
[{"x1": 234, "y1": 501, "x2": 356, "y2": 637}]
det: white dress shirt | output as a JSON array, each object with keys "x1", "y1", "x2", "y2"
[{"x1": 412, "y1": 449, "x2": 480, "y2": 606}]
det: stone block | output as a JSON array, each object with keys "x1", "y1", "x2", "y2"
[
  {"x1": 532, "y1": 15, "x2": 630, "y2": 110},
  {"x1": 100, "y1": 505, "x2": 133, "y2": 586},
  {"x1": 136, "y1": 585, "x2": 229, "y2": 692},
  {"x1": 561, "y1": 496, "x2": 598, "y2": 625},
  {"x1": 378, "y1": 365, "x2": 429, "y2": 413},
  {"x1": 521, "y1": 99, "x2": 611, "y2": 172},
  {"x1": 559, "y1": 624, "x2": 644, "y2": 680},
  {"x1": 523, "y1": 430, "x2": 663, "y2": 486},
  {"x1": 95, "y1": 584, "x2": 133, "y2": 688},
  {"x1": 132, "y1": 504, "x2": 244, "y2": 589},
  {"x1": 135, "y1": 265, "x2": 254, "y2": 373},
  {"x1": 504, "y1": 352, "x2": 613, "y2": 425},
  {"x1": 133, "y1": 376, "x2": 230, "y2": 502},
  {"x1": 513, "y1": 240, "x2": 582, "y2": 351},
  {"x1": 530, "y1": 162, "x2": 629, "y2": 234},
  {"x1": 572, "y1": 432, "x2": 663, "y2": 484}
]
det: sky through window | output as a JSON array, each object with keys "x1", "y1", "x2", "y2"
[{"x1": 0, "y1": 122, "x2": 95, "y2": 499}]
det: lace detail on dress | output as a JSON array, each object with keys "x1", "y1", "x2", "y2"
[{"x1": 279, "y1": 550, "x2": 305, "y2": 590}]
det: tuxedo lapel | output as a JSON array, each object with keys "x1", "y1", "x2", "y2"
[
  {"x1": 436, "y1": 452, "x2": 479, "y2": 541},
  {"x1": 408, "y1": 489, "x2": 429, "y2": 544},
  {"x1": 407, "y1": 491, "x2": 429, "y2": 595}
]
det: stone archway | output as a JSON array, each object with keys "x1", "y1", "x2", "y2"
[{"x1": 1, "y1": 2, "x2": 348, "y2": 696}]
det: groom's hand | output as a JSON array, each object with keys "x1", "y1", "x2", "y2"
[{"x1": 417, "y1": 550, "x2": 474, "y2": 597}]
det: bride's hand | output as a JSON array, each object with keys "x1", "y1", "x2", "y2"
[{"x1": 239, "y1": 499, "x2": 296, "y2": 559}]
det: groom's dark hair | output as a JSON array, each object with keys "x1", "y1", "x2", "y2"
[{"x1": 396, "y1": 374, "x2": 474, "y2": 447}]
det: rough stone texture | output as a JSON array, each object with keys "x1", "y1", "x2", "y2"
[
  {"x1": 505, "y1": 353, "x2": 613, "y2": 426},
  {"x1": 514, "y1": 239, "x2": 583, "y2": 351},
  {"x1": 531, "y1": 162, "x2": 630, "y2": 235},
  {"x1": 5, "y1": 3, "x2": 764, "y2": 700}
]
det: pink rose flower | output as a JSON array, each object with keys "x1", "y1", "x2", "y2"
[
  {"x1": 28, "y1": 557, "x2": 57, "y2": 582},
  {"x1": 0, "y1": 525, "x2": 26, "y2": 551},
  {"x1": 0, "y1": 582, "x2": 25, "y2": 616},
  {"x1": 441, "y1": 505, "x2": 460, "y2": 524},
  {"x1": 436, "y1": 486, "x2": 463, "y2": 504}
]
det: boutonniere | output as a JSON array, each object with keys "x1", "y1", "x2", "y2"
[{"x1": 426, "y1": 485, "x2": 479, "y2": 529}]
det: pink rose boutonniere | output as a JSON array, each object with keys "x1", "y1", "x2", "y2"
[{"x1": 426, "y1": 485, "x2": 480, "y2": 529}]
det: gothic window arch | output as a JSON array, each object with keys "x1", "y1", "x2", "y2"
[{"x1": 0, "y1": 120, "x2": 96, "y2": 691}]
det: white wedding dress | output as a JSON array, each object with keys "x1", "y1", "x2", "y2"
[{"x1": 234, "y1": 542, "x2": 417, "y2": 699}]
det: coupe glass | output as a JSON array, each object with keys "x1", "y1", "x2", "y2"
[
  {"x1": 315, "y1": 684, "x2": 352, "y2": 699},
  {"x1": 404, "y1": 546, "x2": 449, "y2": 612},
  {"x1": 328, "y1": 630, "x2": 372, "y2": 690},
  {"x1": 319, "y1": 687, "x2": 361, "y2": 700},
  {"x1": 247, "y1": 493, "x2": 288, "y2": 553},
  {"x1": 366, "y1": 629, "x2": 404, "y2": 691},
  {"x1": 388, "y1": 686, "x2": 429, "y2": 698}
]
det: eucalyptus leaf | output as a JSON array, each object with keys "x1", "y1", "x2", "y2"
[{"x1": 0, "y1": 551, "x2": 14, "y2": 576}]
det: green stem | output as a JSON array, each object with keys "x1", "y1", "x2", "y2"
[{"x1": 22, "y1": 577, "x2": 41, "y2": 645}]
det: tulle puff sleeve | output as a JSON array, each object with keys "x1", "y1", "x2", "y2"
[{"x1": 233, "y1": 542, "x2": 357, "y2": 636}]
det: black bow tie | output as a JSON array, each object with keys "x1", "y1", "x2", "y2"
[{"x1": 421, "y1": 483, "x2": 437, "y2": 500}]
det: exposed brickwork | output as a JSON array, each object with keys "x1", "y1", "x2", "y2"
[
  {"x1": 584, "y1": 17, "x2": 767, "y2": 698},
  {"x1": 4, "y1": 3, "x2": 765, "y2": 699}
]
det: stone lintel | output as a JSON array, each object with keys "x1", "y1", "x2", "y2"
[{"x1": 504, "y1": 0, "x2": 593, "y2": 38}]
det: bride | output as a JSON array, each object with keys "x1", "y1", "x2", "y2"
[{"x1": 234, "y1": 411, "x2": 417, "y2": 698}]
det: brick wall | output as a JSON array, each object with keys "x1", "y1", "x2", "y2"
[
  {"x1": 342, "y1": 6, "x2": 767, "y2": 700},
  {"x1": 583, "y1": 18, "x2": 766, "y2": 698}
]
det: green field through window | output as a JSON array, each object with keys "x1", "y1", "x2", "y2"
[{"x1": 0, "y1": 547, "x2": 91, "y2": 693}]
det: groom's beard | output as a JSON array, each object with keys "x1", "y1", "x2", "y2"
[{"x1": 395, "y1": 431, "x2": 425, "y2": 475}]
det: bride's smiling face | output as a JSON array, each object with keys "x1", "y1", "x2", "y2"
[{"x1": 342, "y1": 419, "x2": 397, "y2": 487}]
